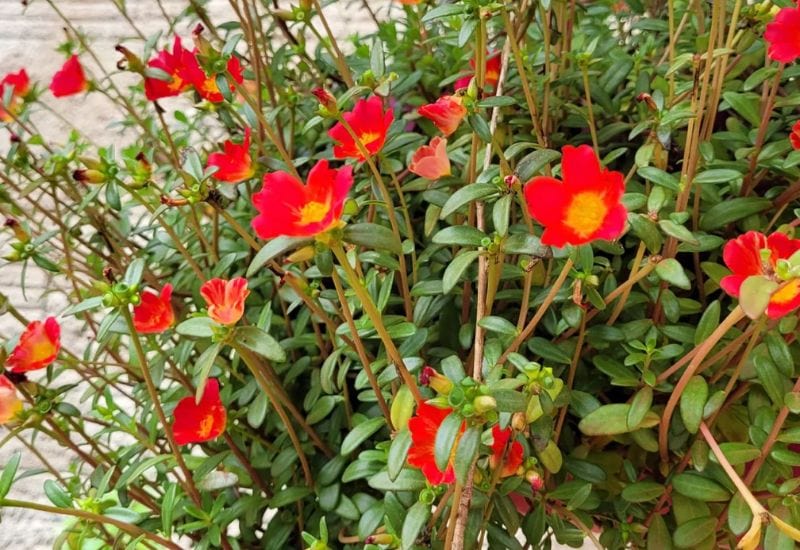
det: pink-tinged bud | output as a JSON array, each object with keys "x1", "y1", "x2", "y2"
[
  {"x1": 160, "y1": 195, "x2": 189, "y2": 207},
  {"x1": 636, "y1": 92, "x2": 658, "y2": 111},
  {"x1": 4, "y1": 218, "x2": 29, "y2": 242},
  {"x1": 473, "y1": 395, "x2": 497, "y2": 414},
  {"x1": 312, "y1": 88, "x2": 338, "y2": 116},
  {"x1": 419, "y1": 366, "x2": 453, "y2": 395},
  {"x1": 192, "y1": 24, "x2": 213, "y2": 56},
  {"x1": 365, "y1": 534, "x2": 394, "y2": 545},
  {"x1": 526, "y1": 470, "x2": 544, "y2": 492},
  {"x1": 114, "y1": 44, "x2": 144, "y2": 73},
  {"x1": 504, "y1": 174, "x2": 520, "y2": 191},
  {"x1": 72, "y1": 169, "x2": 106, "y2": 184}
]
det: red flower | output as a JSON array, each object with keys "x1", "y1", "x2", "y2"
[
  {"x1": 473, "y1": 51, "x2": 502, "y2": 89},
  {"x1": 144, "y1": 37, "x2": 193, "y2": 101},
  {"x1": 6, "y1": 317, "x2": 61, "y2": 373},
  {"x1": 407, "y1": 402, "x2": 464, "y2": 485},
  {"x1": 207, "y1": 128, "x2": 255, "y2": 183},
  {"x1": 489, "y1": 425, "x2": 524, "y2": 478},
  {"x1": 0, "y1": 69, "x2": 30, "y2": 122},
  {"x1": 523, "y1": 144, "x2": 627, "y2": 247},
  {"x1": 328, "y1": 96, "x2": 393, "y2": 161},
  {"x1": 133, "y1": 284, "x2": 175, "y2": 334},
  {"x1": 172, "y1": 378, "x2": 227, "y2": 445},
  {"x1": 720, "y1": 231, "x2": 800, "y2": 319},
  {"x1": 181, "y1": 53, "x2": 244, "y2": 103},
  {"x1": 791, "y1": 121, "x2": 800, "y2": 150},
  {"x1": 765, "y1": 6, "x2": 800, "y2": 63},
  {"x1": 200, "y1": 277, "x2": 249, "y2": 326},
  {"x1": 50, "y1": 55, "x2": 89, "y2": 98},
  {"x1": 251, "y1": 160, "x2": 354, "y2": 239},
  {"x1": 409, "y1": 137, "x2": 451, "y2": 179},
  {"x1": 0, "y1": 375, "x2": 21, "y2": 424},
  {"x1": 418, "y1": 95, "x2": 467, "y2": 136}
]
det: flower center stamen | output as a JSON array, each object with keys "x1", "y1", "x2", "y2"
[
  {"x1": 564, "y1": 191, "x2": 608, "y2": 238},
  {"x1": 299, "y1": 201, "x2": 329, "y2": 225}
]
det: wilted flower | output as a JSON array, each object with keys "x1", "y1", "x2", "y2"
[
  {"x1": 50, "y1": 55, "x2": 89, "y2": 98},
  {"x1": 207, "y1": 128, "x2": 255, "y2": 183},
  {"x1": 418, "y1": 95, "x2": 467, "y2": 136},
  {"x1": 409, "y1": 136, "x2": 451, "y2": 179},
  {"x1": 200, "y1": 277, "x2": 249, "y2": 326},
  {"x1": 6, "y1": 317, "x2": 61, "y2": 373},
  {"x1": 720, "y1": 231, "x2": 800, "y2": 319},
  {"x1": 764, "y1": 5, "x2": 800, "y2": 63},
  {"x1": 172, "y1": 378, "x2": 227, "y2": 445},
  {"x1": 489, "y1": 425, "x2": 524, "y2": 478},
  {"x1": 133, "y1": 284, "x2": 175, "y2": 334},
  {"x1": 251, "y1": 160, "x2": 353, "y2": 239},
  {"x1": 523, "y1": 144, "x2": 627, "y2": 247},
  {"x1": 407, "y1": 402, "x2": 464, "y2": 484},
  {"x1": 328, "y1": 96, "x2": 393, "y2": 161}
]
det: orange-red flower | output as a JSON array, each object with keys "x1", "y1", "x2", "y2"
[
  {"x1": 207, "y1": 128, "x2": 255, "y2": 183},
  {"x1": 6, "y1": 317, "x2": 61, "y2": 373},
  {"x1": 409, "y1": 137, "x2": 451, "y2": 179},
  {"x1": 172, "y1": 378, "x2": 227, "y2": 445},
  {"x1": 133, "y1": 284, "x2": 175, "y2": 334},
  {"x1": 790, "y1": 121, "x2": 800, "y2": 150},
  {"x1": 0, "y1": 69, "x2": 30, "y2": 122},
  {"x1": 251, "y1": 160, "x2": 354, "y2": 239},
  {"x1": 720, "y1": 231, "x2": 800, "y2": 319},
  {"x1": 455, "y1": 51, "x2": 502, "y2": 91},
  {"x1": 50, "y1": 55, "x2": 89, "y2": 98},
  {"x1": 523, "y1": 144, "x2": 627, "y2": 248},
  {"x1": 200, "y1": 277, "x2": 249, "y2": 325},
  {"x1": 407, "y1": 402, "x2": 465, "y2": 485},
  {"x1": 765, "y1": 5, "x2": 800, "y2": 63},
  {"x1": 182, "y1": 53, "x2": 244, "y2": 103},
  {"x1": 489, "y1": 425, "x2": 524, "y2": 478},
  {"x1": 0, "y1": 376, "x2": 21, "y2": 424},
  {"x1": 328, "y1": 96, "x2": 393, "y2": 161},
  {"x1": 418, "y1": 95, "x2": 467, "y2": 136},
  {"x1": 397, "y1": 0, "x2": 422, "y2": 4},
  {"x1": 144, "y1": 36, "x2": 193, "y2": 101}
]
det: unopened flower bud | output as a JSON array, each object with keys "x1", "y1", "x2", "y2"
[
  {"x1": 526, "y1": 470, "x2": 544, "y2": 492},
  {"x1": 473, "y1": 395, "x2": 497, "y2": 414},
  {"x1": 299, "y1": 0, "x2": 312, "y2": 10},
  {"x1": 4, "y1": 218, "x2": 29, "y2": 242},
  {"x1": 504, "y1": 174, "x2": 520, "y2": 191},
  {"x1": 192, "y1": 24, "x2": 214, "y2": 57},
  {"x1": 636, "y1": 92, "x2": 658, "y2": 111},
  {"x1": 511, "y1": 412, "x2": 527, "y2": 432},
  {"x1": 115, "y1": 44, "x2": 144, "y2": 73},
  {"x1": 160, "y1": 195, "x2": 189, "y2": 207},
  {"x1": 364, "y1": 533, "x2": 395, "y2": 545},
  {"x1": 273, "y1": 9, "x2": 295, "y2": 21},
  {"x1": 420, "y1": 366, "x2": 453, "y2": 395},
  {"x1": 286, "y1": 245, "x2": 316, "y2": 264},
  {"x1": 73, "y1": 169, "x2": 106, "y2": 184},
  {"x1": 312, "y1": 88, "x2": 338, "y2": 116}
]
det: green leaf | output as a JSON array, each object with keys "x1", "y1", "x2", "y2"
[
  {"x1": 123, "y1": 258, "x2": 146, "y2": 286},
  {"x1": 44, "y1": 480, "x2": 72, "y2": 508},
  {"x1": 116, "y1": 456, "x2": 172, "y2": 488},
  {"x1": 627, "y1": 386, "x2": 653, "y2": 430},
  {"x1": 477, "y1": 96, "x2": 518, "y2": 108},
  {"x1": 712, "y1": 442, "x2": 761, "y2": 466},
  {"x1": 622, "y1": 481, "x2": 664, "y2": 503},
  {"x1": 679, "y1": 376, "x2": 708, "y2": 434},
  {"x1": 104, "y1": 506, "x2": 145, "y2": 524},
  {"x1": 739, "y1": 275, "x2": 778, "y2": 320},
  {"x1": 401, "y1": 501, "x2": 431, "y2": 550},
  {"x1": 194, "y1": 342, "x2": 222, "y2": 402},
  {"x1": 628, "y1": 214, "x2": 663, "y2": 253},
  {"x1": 62, "y1": 296, "x2": 105, "y2": 316},
  {"x1": 517, "y1": 149, "x2": 560, "y2": 181},
  {"x1": 672, "y1": 473, "x2": 730, "y2": 502},
  {"x1": 0, "y1": 452, "x2": 21, "y2": 500},
  {"x1": 492, "y1": 389, "x2": 528, "y2": 413},
  {"x1": 722, "y1": 92, "x2": 761, "y2": 126},
  {"x1": 175, "y1": 317, "x2": 215, "y2": 338},
  {"x1": 693, "y1": 169, "x2": 743, "y2": 184},
  {"x1": 442, "y1": 251, "x2": 480, "y2": 294},
  {"x1": 234, "y1": 326, "x2": 286, "y2": 362},
  {"x1": 673, "y1": 517, "x2": 717, "y2": 548},
  {"x1": 477, "y1": 315, "x2": 518, "y2": 336},
  {"x1": 695, "y1": 301, "x2": 721, "y2": 345},
  {"x1": 247, "y1": 236, "x2": 310, "y2": 277},
  {"x1": 638, "y1": 166, "x2": 679, "y2": 191},
  {"x1": 432, "y1": 226, "x2": 487, "y2": 247},
  {"x1": 434, "y1": 412, "x2": 463, "y2": 472},
  {"x1": 387, "y1": 429, "x2": 412, "y2": 481},
  {"x1": 368, "y1": 469, "x2": 427, "y2": 492},
  {"x1": 647, "y1": 513, "x2": 673, "y2": 550},
  {"x1": 699, "y1": 198, "x2": 771, "y2": 231},
  {"x1": 503, "y1": 233, "x2": 548, "y2": 256},
  {"x1": 656, "y1": 258, "x2": 691, "y2": 289},
  {"x1": 421, "y1": 4, "x2": 464, "y2": 22},
  {"x1": 578, "y1": 404, "x2": 660, "y2": 436},
  {"x1": 344, "y1": 223, "x2": 402, "y2": 254},
  {"x1": 341, "y1": 417, "x2": 385, "y2": 455},
  {"x1": 453, "y1": 427, "x2": 480, "y2": 485},
  {"x1": 440, "y1": 183, "x2": 498, "y2": 218},
  {"x1": 467, "y1": 114, "x2": 493, "y2": 143},
  {"x1": 659, "y1": 219, "x2": 698, "y2": 245},
  {"x1": 270, "y1": 486, "x2": 313, "y2": 508}
]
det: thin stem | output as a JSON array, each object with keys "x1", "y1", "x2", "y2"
[{"x1": 581, "y1": 65, "x2": 600, "y2": 155}]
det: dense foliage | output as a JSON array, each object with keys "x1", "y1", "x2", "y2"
[{"x1": 1, "y1": 0, "x2": 800, "y2": 548}]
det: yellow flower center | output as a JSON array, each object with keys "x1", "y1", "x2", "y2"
[
  {"x1": 167, "y1": 74, "x2": 184, "y2": 92},
  {"x1": 197, "y1": 415, "x2": 214, "y2": 439},
  {"x1": 202, "y1": 77, "x2": 220, "y2": 95},
  {"x1": 359, "y1": 131, "x2": 381, "y2": 147},
  {"x1": 564, "y1": 191, "x2": 608, "y2": 238},
  {"x1": 299, "y1": 201, "x2": 329, "y2": 225},
  {"x1": 771, "y1": 278, "x2": 800, "y2": 304}
]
